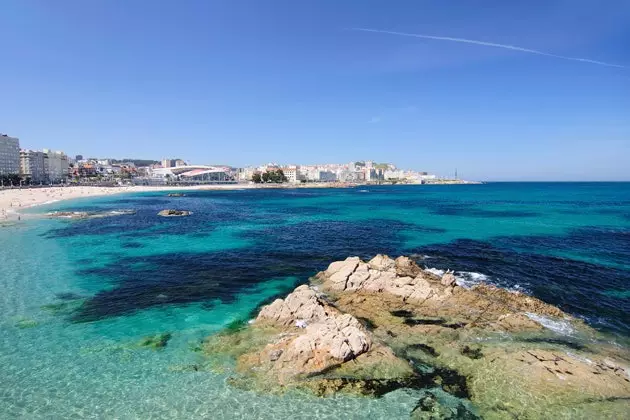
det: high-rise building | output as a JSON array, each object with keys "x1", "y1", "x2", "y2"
[
  {"x1": 43, "y1": 149, "x2": 69, "y2": 183},
  {"x1": 75, "y1": 154, "x2": 84, "y2": 161},
  {"x1": 0, "y1": 134, "x2": 20, "y2": 176},
  {"x1": 162, "y1": 158, "x2": 176, "y2": 168},
  {"x1": 20, "y1": 150, "x2": 48, "y2": 183}
]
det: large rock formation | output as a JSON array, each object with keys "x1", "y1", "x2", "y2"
[
  {"x1": 204, "y1": 255, "x2": 630, "y2": 419},
  {"x1": 254, "y1": 285, "x2": 372, "y2": 379}
]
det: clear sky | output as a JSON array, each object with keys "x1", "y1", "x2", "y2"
[{"x1": 1, "y1": 0, "x2": 629, "y2": 181}]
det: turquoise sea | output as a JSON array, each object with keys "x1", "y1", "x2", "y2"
[{"x1": 1, "y1": 182, "x2": 629, "y2": 418}]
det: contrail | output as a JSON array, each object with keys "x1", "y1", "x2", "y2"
[{"x1": 351, "y1": 28, "x2": 626, "y2": 69}]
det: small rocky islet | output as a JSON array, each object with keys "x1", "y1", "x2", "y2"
[
  {"x1": 204, "y1": 255, "x2": 630, "y2": 419},
  {"x1": 157, "y1": 209, "x2": 192, "y2": 217}
]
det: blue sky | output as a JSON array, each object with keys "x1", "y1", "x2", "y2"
[{"x1": 1, "y1": 0, "x2": 629, "y2": 181}]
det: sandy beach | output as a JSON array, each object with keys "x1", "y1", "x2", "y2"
[{"x1": 0, "y1": 185, "x2": 241, "y2": 221}]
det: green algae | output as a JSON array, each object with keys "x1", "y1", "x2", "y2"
[
  {"x1": 41, "y1": 299, "x2": 85, "y2": 316},
  {"x1": 14, "y1": 318, "x2": 39, "y2": 329},
  {"x1": 139, "y1": 333, "x2": 172, "y2": 350}
]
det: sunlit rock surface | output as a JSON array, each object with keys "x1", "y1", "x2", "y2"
[{"x1": 204, "y1": 255, "x2": 630, "y2": 419}]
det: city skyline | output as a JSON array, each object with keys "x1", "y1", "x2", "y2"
[{"x1": 1, "y1": 1, "x2": 629, "y2": 181}]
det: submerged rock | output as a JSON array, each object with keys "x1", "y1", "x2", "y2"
[
  {"x1": 47, "y1": 210, "x2": 136, "y2": 220},
  {"x1": 167, "y1": 193, "x2": 187, "y2": 197},
  {"x1": 157, "y1": 209, "x2": 192, "y2": 217},
  {"x1": 41, "y1": 298, "x2": 86, "y2": 316},
  {"x1": 411, "y1": 390, "x2": 481, "y2": 420},
  {"x1": 139, "y1": 333, "x2": 172, "y2": 350},
  {"x1": 204, "y1": 255, "x2": 630, "y2": 419},
  {"x1": 14, "y1": 318, "x2": 39, "y2": 329}
]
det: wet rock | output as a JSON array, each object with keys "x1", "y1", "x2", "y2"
[
  {"x1": 411, "y1": 391, "x2": 481, "y2": 420},
  {"x1": 157, "y1": 209, "x2": 192, "y2": 217}
]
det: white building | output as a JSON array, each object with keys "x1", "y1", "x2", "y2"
[
  {"x1": 282, "y1": 166, "x2": 302, "y2": 183},
  {"x1": 237, "y1": 167, "x2": 256, "y2": 182},
  {"x1": 43, "y1": 149, "x2": 69, "y2": 183},
  {"x1": 20, "y1": 150, "x2": 48, "y2": 183},
  {"x1": 0, "y1": 134, "x2": 20, "y2": 176},
  {"x1": 149, "y1": 165, "x2": 229, "y2": 183},
  {"x1": 384, "y1": 169, "x2": 404, "y2": 180}
]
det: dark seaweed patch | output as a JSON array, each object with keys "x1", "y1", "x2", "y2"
[
  {"x1": 121, "y1": 242, "x2": 144, "y2": 249},
  {"x1": 408, "y1": 343, "x2": 439, "y2": 357},
  {"x1": 55, "y1": 292, "x2": 85, "y2": 301},
  {"x1": 390, "y1": 309, "x2": 414, "y2": 318},
  {"x1": 69, "y1": 219, "x2": 413, "y2": 322},
  {"x1": 461, "y1": 345, "x2": 483, "y2": 359},
  {"x1": 356, "y1": 317, "x2": 377, "y2": 331}
]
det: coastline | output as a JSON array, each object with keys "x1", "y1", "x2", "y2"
[
  {"x1": 0, "y1": 181, "x2": 478, "y2": 222},
  {"x1": 0, "y1": 183, "x2": 354, "y2": 221}
]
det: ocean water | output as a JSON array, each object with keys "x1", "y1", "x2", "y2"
[{"x1": 1, "y1": 182, "x2": 629, "y2": 418}]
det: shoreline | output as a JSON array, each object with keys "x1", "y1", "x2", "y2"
[
  {"x1": 0, "y1": 181, "x2": 479, "y2": 222},
  {"x1": 0, "y1": 183, "x2": 352, "y2": 221}
]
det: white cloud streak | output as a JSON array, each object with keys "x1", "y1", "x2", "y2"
[{"x1": 351, "y1": 28, "x2": 626, "y2": 69}]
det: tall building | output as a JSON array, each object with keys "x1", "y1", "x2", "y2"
[
  {"x1": 162, "y1": 158, "x2": 176, "y2": 168},
  {"x1": 0, "y1": 134, "x2": 20, "y2": 176},
  {"x1": 20, "y1": 150, "x2": 48, "y2": 183},
  {"x1": 43, "y1": 149, "x2": 69, "y2": 183}
]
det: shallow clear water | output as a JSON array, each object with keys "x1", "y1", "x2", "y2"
[{"x1": 1, "y1": 183, "x2": 629, "y2": 418}]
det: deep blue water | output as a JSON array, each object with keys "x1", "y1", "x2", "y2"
[
  {"x1": 1, "y1": 182, "x2": 629, "y2": 418},
  {"x1": 40, "y1": 182, "x2": 630, "y2": 335}
]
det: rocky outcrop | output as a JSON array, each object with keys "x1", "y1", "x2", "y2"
[
  {"x1": 253, "y1": 285, "x2": 372, "y2": 379},
  {"x1": 157, "y1": 209, "x2": 192, "y2": 217},
  {"x1": 205, "y1": 255, "x2": 630, "y2": 419},
  {"x1": 315, "y1": 254, "x2": 569, "y2": 332}
]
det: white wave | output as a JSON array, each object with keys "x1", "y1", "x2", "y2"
[
  {"x1": 410, "y1": 254, "x2": 433, "y2": 260},
  {"x1": 424, "y1": 267, "x2": 445, "y2": 277},
  {"x1": 359, "y1": 189, "x2": 369, "y2": 193},
  {"x1": 424, "y1": 268, "x2": 489, "y2": 289},
  {"x1": 525, "y1": 313, "x2": 575, "y2": 335},
  {"x1": 447, "y1": 271, "x2": 490, "y2": 289}
]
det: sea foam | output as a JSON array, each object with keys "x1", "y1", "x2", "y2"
[{"x1": 525, "y1": 313, "x2": 575, "y2": 335}]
